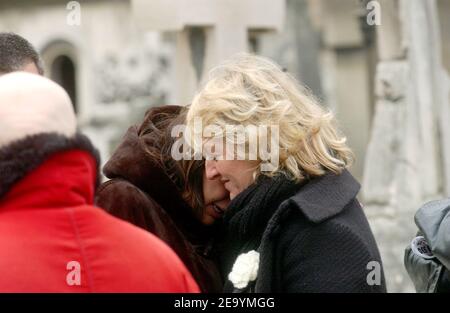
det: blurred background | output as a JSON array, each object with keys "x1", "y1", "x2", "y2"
[{"x1": 1, "y1": 0, "x2": 450, "y2": 292}]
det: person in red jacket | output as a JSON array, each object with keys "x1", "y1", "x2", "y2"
[{"x1": 0, "y1": 71, "x2": 199, "y2": 293}]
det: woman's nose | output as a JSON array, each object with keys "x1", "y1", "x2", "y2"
[{"x1": 205, "y1": 160, "x2": 220, "y2": 180}]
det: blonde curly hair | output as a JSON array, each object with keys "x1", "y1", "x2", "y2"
[{"x1": 186, "y1": 53, "x2": 353, "y2": 182}]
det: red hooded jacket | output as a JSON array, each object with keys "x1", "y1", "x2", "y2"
[{"x1": 0, "y1": 133, "x2": 199, "y2": 292}]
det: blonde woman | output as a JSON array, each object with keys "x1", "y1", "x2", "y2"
[{"x1": 186, "y1": 53, "x2": 386, "y2": 293}]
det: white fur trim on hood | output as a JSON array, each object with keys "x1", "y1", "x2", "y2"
[{"x1": 0, "y1": 72, "x2": 77, "y2": 148}]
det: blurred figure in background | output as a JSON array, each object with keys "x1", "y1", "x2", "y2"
[
  {"x1": 0, "y1": 72, "x2": 199, "y2": 292},
  {"x1": 0, "y1": 32, "x2": 44, "y2": 76},
  {"x1": 404, "y1": 199, "x2": 450, "y2": 293},
  {"x1": 96, "y1": 105, "x2": 229, "y2": 293}
]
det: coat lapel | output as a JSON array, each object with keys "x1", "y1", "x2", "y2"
[{"x1": 284, "y1": 169, "x2": 361, "y2": 223}]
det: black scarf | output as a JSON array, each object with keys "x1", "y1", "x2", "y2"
[{"x1": 218, "y1": 174, "x2": 301, "y2": 285}]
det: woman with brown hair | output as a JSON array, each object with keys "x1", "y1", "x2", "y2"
[{"x1": 95, "y1": 105, "x2": 229, "y2": 293}]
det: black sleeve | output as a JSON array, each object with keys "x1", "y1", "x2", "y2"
[
  {"x1": 279, "y1": 220, "x2": 385, "y2": 293},
  {"x1": 437, "y1": 267, "x2": 450, "y2": 293}
]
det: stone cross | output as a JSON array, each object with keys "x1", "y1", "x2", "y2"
[{"x1": 132, "y1": 0, "x2": 285, "y2": 103}]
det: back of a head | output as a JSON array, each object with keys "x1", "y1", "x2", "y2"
[
  {"x1": 0, "y1": 72, "x2": 76, "y2": 148},
  {"x1": 0, "y1": 32, "x2": 44, "y2": 75}
]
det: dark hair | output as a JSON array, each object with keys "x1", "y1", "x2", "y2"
[
  {"x1": 138, "y1": 107, "x2": 206, "y2": 220},
  {"x1": 0, "y1": 32, "x2": 44, "y2": 75}
]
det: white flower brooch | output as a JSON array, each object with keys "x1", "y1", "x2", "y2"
[{"x1": 228, "y1": 250, "x2": 260, "y2": 290}]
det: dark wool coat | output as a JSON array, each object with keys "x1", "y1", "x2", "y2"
[
  {"x1": 95, "y1": 105, "x2": 223, "y2": 293},
  {"x1": 220, "y1": 170, "x2": 387, "y2": 293}
]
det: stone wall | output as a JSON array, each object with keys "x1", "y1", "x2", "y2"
[
  {"x1": 363, "y1": 0, "x2": 450, "y2": 292},
  {"x1": 0, "y1": 0, "x2": 173, "y2": 169}
]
